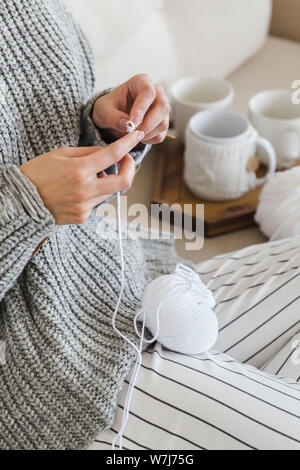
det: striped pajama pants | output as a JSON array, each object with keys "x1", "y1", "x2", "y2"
[{"x1": 90, "y1": 237, "x2": 300, "y2": 450}]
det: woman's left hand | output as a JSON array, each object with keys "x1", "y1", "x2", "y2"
[{"x1": 92, "y1": 74, "x2": 171, "y2": 145}]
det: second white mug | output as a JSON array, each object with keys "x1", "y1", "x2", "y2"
[{"x1": 249, "y1": 90, "x2": 300, "y2": 169}]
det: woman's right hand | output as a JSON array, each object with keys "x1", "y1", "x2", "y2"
[{"x1": 20, "y1": 130, "x2": 144, "y2": 225}]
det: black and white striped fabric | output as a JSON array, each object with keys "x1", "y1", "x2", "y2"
[
  {"x1": 262, "y1": 332, "x2": 300, "y2": 382},
  {"x1": 90, "y1": 237, "x2": 300, "y2": 450}
]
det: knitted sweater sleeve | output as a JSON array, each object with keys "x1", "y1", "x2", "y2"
[
  {"x1": 0, "y1": 165, "x2": 56, "y2": 302},
  {"x1": 80, "y1": 90, "x2": 151, "y2": 175}
]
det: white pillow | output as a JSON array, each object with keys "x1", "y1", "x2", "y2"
[{"x1": 63, "y1": 0, "x2": 272, "y2": 90}]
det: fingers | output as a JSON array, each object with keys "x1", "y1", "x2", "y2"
[
  {"x1": 84, "y1": 130, "x2": 144, "y2": 173},
  {"x1": 91, "y1": 154, "x2": 135, "y2": 203},
  {"x1": 129, "y1": 74, "x2": 157, "y2": 126},
  {"x1": 89, "y1": 172, "x2": 110, "y2": 208},
  {"x1": 138, "y1": 84, "x2": 171, "y2": 136},
  {"x1": 142, "y1": 116, "x2": 169, "y2": 144},
  {"x1": 54, "y1": 146, "x2": 103, "y2": 158},
  {"x1": 104, "y1": 108, "x2": 130, "y2": 132},
  {"x1": 60, "y1": 155, "x2": 135, "y2": 224}
]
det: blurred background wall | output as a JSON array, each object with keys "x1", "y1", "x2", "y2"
[
  {"x1": 270, "y1": 0, "x2": 300, "y2": 42},
  {"x1": 63, "y1": 0, "x2": 272, "y2": 90}
]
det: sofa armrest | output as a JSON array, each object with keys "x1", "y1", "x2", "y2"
[{"x1": 270, "y1": 0, "x2": 300, "y2": 43}]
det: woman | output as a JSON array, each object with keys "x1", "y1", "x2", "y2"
[
  {"x1": 0, "y1": 0, "x2": 299, "y2": 451},
  {"x1": 0, "y1": 0, "x2": 173, "y2": 450}
]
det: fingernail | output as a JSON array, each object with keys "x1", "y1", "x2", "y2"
[
  {"x1": 136, "y1": 131, "x2": 145, "y2": 141},
  {"x1": 132, "y1": 115, "x2": 142, "y2": 127},
  {"x1": 119, "y1": 119, "x2": 128, "y2": 131}
]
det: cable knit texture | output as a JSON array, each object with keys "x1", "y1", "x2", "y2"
[{"x1": 0, "y1": 0, "x2": 181, "y2": 449}]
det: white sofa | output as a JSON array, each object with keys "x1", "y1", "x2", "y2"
[{"x1": 64, "y1": 0, "x2": 272, "y2": 90}]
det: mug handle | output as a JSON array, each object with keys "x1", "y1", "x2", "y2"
[
  {"x1": 279, "y1": 128, "x2": 300, "y2": 162},
  {"x1": 254, "y1": 136, "x2": 277, "y2": 185}
]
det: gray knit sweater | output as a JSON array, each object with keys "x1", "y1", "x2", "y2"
[{"x1": 0, "y1": 0, "x2": 180, "y2": 450}]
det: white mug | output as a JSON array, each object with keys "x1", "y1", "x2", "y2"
[
  {"x1": 171, "y1": 77, "x2": 234, "y2": 142},
  {"x1": 249, "y1": 90, "x2": 300, "y2": 169},
  {"x1": 184, "y1": 110, "x2": 277, "y2": 201}
]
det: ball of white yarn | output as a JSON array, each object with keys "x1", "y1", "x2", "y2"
[
  {"x1": 141, "y1": 264, "x2": 218, "y2": 355},
  {"x1": 255, "y1": 167, "x2": 300, "y2": 240}
]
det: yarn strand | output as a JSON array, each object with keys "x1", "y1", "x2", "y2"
[
  {"x1": 111, "y1": 165, "x2": 147, "y2": 451},
  {"x1": 111, "y1": 167, "x2": 218, "y2": 450}
]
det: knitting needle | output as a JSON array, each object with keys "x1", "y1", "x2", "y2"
[
  {"x1": 133, "y1": 122, "x2": 176, "y2": 140},
  {"x1": 30, "y1": 237, "x2": 49, "y2": 260}
]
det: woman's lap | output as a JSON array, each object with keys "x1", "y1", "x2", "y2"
[
  {"x1": 91, "y1": 344, "x2": 300, "y2": 450},
  {"x1": 90, "y1": 237, "x2": 300, "y2": 450}
]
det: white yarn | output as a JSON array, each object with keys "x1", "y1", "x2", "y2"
[
  {"x1": 111, "y1": 165, "x2": 218, "y2": 449},
  {"x1": 139, "y1": 264, "x2": 218, "y2": 355},
  {"x1": 126, "y1": 120, "x2": 136, "y2": 133},
  {"x1": 112, "y1": 163, "x2": 148, "y2": 450},
  {"x1": 255, "y1": 167, "x2": 300, "y2": 240}
]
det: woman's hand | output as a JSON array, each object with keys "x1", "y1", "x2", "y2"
[
  {"x1": 20, "y1": 130, "x2": 144, "y2": 226},
  {"x1": 92, "y1": 74, "x2": 171, "y2": 145}
]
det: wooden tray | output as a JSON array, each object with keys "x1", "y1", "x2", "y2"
[{"x1": 151, "y1": 139, "x2": 268, "y2": 238}]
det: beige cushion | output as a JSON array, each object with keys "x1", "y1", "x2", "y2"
[
  {"x1": 229, "y1": 36, "x2": 300, "y2": 116},
  {"x1": 271, "y1": 0, "x2": 300, "y2": 43}
]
